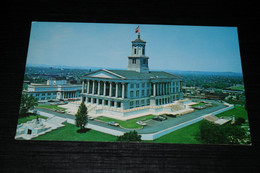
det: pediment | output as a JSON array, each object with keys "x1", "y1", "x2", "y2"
[{"x1": 86, "y1": 70, "x2": 122, "y2": 79}]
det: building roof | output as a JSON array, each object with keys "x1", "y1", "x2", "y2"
[
  {"x1": 131, "y1": 34, "x2": 146, "y2": 43},
  {"x1": 82, "y1": 69, "x2": 182, "y2": 80}
]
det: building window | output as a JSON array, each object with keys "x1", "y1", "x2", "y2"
[
  {"x1": 48, "y1": 93, "x2": 51, "y2": 96},
  {"x1": 147, "y1": 89, "x2": 149, "y2": 96},
  {"x1": 136, "y1": 100, "x2": 139, "y2": 107},
  {"x1": 130, "y1": 91, "x2": 134, "y2": 98},
  {"x1": 142, "y1": 83, "x2": 145, "y2": 88},
  {"x1": 136, "y1": 90, "x2": 139, "y2": 97},
  {"x1": 105, "y1": 100, "x2": 108, "y2": 105},
  {"x1": 88, "y1": 98, "x2": 91, "y2": 103},
  {"x1": 147, "y1": 99, "x2": 150, "y2": 105},
  {"x1": 141, "y1": 100, "x2": 145, "y2": 106},
  {"x1": 130, "y1": 84, "x2": 134, "y2": 88},
  {"x1": 132, "y1": 58, "x2": 136, "y2": 64},
  {"x1": 98, "y1": 99, "x2": 102, "y2": 105},
  {"x1": 136, "y1": 84, "x2": 139, "y2": 88},
  {"x1": 130, "y1": 101, "x2": 134, "y2": 108},
  {"x1": 143, "y1": 59, "x2": 146, "y2": 64},
  {"x1": 134, "y1": 48, "x2": 137, "y2": 54},
  {"x1": 36, "y1": 93, "x2": 39, "y2": 96},
  {"x1": 141, "y1": 90, "x2": 144, "y2": 96},
  {"x1": 117, "y1": 102, "x2": 121, "y2": 108},
  {"x1": 111, "y1": 101, "x2": 114, "y2": 107},
  {"x1": 93, "y1": 98, "x2": 97, "y2": 104},
  {"x1": 142, "y1": 48, "x2": 145, "y2": 55}
]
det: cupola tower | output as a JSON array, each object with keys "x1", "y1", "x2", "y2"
[{"x1": 127, "y1": 30, "x2": 149, "y2": 73}]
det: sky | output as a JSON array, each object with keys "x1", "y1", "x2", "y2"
[{"x1": 26, "y1": 22, "x2": 243, "y2": 73}]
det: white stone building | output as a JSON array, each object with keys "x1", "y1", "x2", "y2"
[
  {"x1": 81, "y1": 34, "x2": 184, "y2": 118},
  {"x1": 25, "y1": 78, "x2": 82, "y2": 101}
]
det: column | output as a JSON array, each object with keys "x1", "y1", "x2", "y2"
[
  {"x1": 122, "y1": 83, "x2": 125, "y2": 99},
  {"x1": 92, "y1": 80, "x2": 95, "y2": 94},
  {"x1": 87, "y1": 80, "x2": 90, "y2": 94},
  {"x1": 159, "y1": 83, "x2": 162, "y2": 96},
  {"x1": 109, "y1": 82, "x2": 112, "y2": 97},
  {"x1": 82, "y1": 80, "x2": 85, "y2": 93},
  {"x1": 162, "y1": 83, "x2": 165, "y2": 95},
  {"x1": 103, "y1": 82, "x2": 106, "y2": 96},
  {"x1": 174, "y1": 81, "x2": 177, "y2": 93},
  {"x1": 157, "y1": 83, "x2": 159, "y2": 96},
  {"x1": 166, "y1": 82, "x2": 169, "y2": 95},
  {"x1": 115, "y1": 82, "x2": 118, "y2": 98},
  {"x1": 153, "y1": 83, "x2": 156, "y2": 96},
  {"x1": 97, "y1": 81, "x2": 101, "y2": 95},
  {"x1": 121, "y1": 102, "x2": 124, "y2": 110}
]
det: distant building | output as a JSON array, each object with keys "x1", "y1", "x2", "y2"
[
  {"x1": 25, "y1": 78, "x2": 82, "y2": 101},
  {"x1": 81, "y1": 33, "x2": 184, "y2": 118}
]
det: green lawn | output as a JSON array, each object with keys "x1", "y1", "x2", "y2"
[
  {"x1": 231, "y1": 86, "x2": 244, "y2": 91},
  {"x1": 216, "y1": 105, "x2": 248, "y2": 120},
  {"x1": 36, "y1": 104, "x2": 66, "y2": 111},
  {"x1": 95, "y1": 114, "x2": 156, "y2": 129},
  {"x1": 143, "y1": 121, "x2": 202, "y2": 144},
  {"x1": 17, "y1": 114, "x2": 47, "y2": 125},
  {"x1": 33, "y1": 123, "x2": 117, "y2": 142}
]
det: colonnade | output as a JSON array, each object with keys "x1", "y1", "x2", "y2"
[
  {"x1": 82, "y1": 80, "x2": 127, "y2": 99},
  {"x1": 63, "y1": 91, "x2": 78, "y2": 99},
  {"x1": 152, "y1": 81, "x2": 181, "y2": 97}
]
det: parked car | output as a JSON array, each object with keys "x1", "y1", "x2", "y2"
[
  {"x1": 153, "y1": 115, "x2": 168, "y2": 121},
  {"x1": 152, "y1": 117, "x2": 163, "y2": 121},
  {"x1": 108, "y1": 121, "x2": 119, "y2": 126},
  {"x1": 88, "y1": 117, "x2": 94, "y2": 120},
  {"x1": 159, "y1": 115, "x2": 167, "y2": 120},
  {"x1": 136, "y1": 121, "x2": 147, "y2": 126},
  {"x1": 165, "y1": 114, "x2": 177, "y2": 118},
  {"x1": 56, "y1": 109, "x2": 65, "y2": 113}
]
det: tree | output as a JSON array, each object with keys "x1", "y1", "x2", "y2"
[
  {"x1": 75, "y1": 101, "x2": 88, "y2": 132},
  {"x1": 19, "y1": 93, "x2": 38, "y2": 117},
  {"x1": 235, "y1": 117, "x2": 245, "y2": 126},
  {"x1": 117, "y1": 130, "x2": 141, "y2": 142},
  {"x1": 199, "y1": 120, "x2": 247, "y2": 144}
]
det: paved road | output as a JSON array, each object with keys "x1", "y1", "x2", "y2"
[
  {"x1": 36, "y1": 99, "x2": 228, "y2": 134},
  {"x1": 138, "y1": 100, "x2": 226, "y2": 134},
  {"x1": 36, "y1": 108, "x2": 129, "y2": 132}
]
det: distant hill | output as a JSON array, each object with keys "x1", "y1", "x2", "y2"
[{"x1": 165, "y1": 70, "x2": 243, "y2": 77}]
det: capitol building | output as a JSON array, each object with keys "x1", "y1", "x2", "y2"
[{"x1": 81, "y1": 33, "x2": 186, "y2": 119}]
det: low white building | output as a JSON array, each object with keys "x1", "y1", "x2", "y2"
[{"x1": 25, "y1": 78, "x2": 82, "y2": 101}]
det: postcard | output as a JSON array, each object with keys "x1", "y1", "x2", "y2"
[{"x1": 15, "y1": 22, "x2": 251, "y2": 145}]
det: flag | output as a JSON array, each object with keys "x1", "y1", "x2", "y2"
[{"x1": 135, "y1": 26, "x2": 139, "y2": 33}]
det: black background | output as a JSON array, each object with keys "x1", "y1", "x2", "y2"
[{"x1": 1, "y1": 0, "x2": 260, "y2": 172}]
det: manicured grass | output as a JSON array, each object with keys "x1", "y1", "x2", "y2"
[
  {"x1": 95, "y1": 114, "x2": 156, "y2": 129},
  {"x1": 191, "y1": 102, "x2": 206, "y2": 108},
  {"x1": 216, "y1": 105, "x2": 248, "y2": 120},
  {"x1": 17, "y1": 114, "x2": 47, "y2": 125},
  {"x1": 143, "y1": 121, "x2": 202, "y2": 144},
  {"x1": 36, "y1": 104, "x2": 66, "y2": 111},
  {"x1": 33, "y1": 123, "x2": 117, "y2": 142}
]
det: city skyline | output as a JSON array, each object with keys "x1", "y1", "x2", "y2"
[{"x1": 26, "y1": 22, "x2": 243, "y2": 73}]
